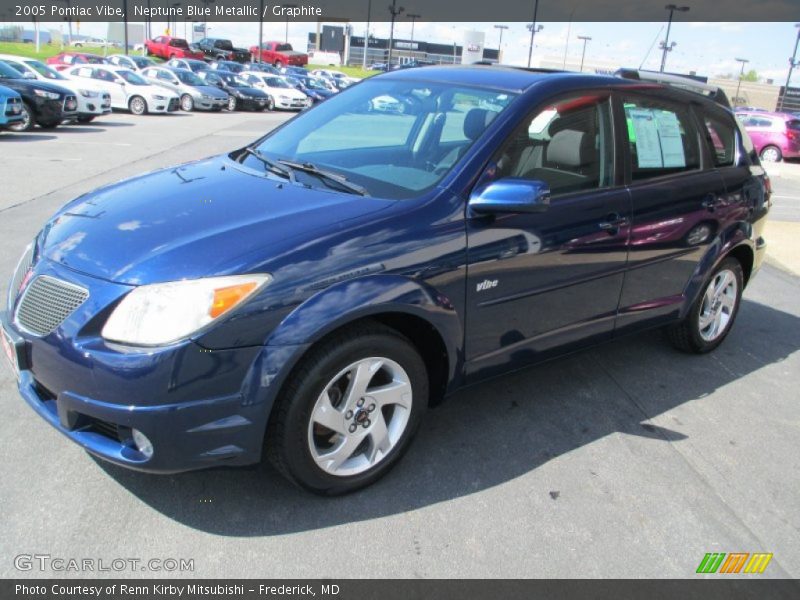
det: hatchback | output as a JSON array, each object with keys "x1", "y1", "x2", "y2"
[
  {"x1": 735, "y1": 110, "x2": 800, "y2": 162},
  {"x1": 1, "y1": 66, "x2": 770, "y2": 495}
]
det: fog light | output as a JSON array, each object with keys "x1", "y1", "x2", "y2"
[{"x1": 131, "y1": 429, "x2": 154, "y2": 458}]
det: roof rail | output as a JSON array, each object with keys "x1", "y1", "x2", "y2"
[
  {"x1": 472, "y1": 61, "x2": 565, "y2": 74},
  {"x1": 614, "y1": 68, "x2": 731, "y2": 109}
]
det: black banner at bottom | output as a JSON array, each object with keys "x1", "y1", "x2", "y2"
[{"x1": 4, "y1": 579, "x2": 800, "y2": 600}]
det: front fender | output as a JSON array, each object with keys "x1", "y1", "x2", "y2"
[{"x1": 266, "y1": 273, "x2": 463, "y2": 384}]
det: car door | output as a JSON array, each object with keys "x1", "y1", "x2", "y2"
[
  {"x1": 464, "y1": 91, "x2": 631, "y2": 381},
  {"x1": 614, "y1": 90, "x2": 728, "y2": 334},
  {"x1": 93, "y1": 68, "x2": 125, "y2": 106},
  {"x1": 155, "y1": 69, "x2": 179, "y2": 94}
]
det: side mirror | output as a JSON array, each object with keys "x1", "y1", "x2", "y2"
[{"x1": 469, "y1": 178, "x2": 551, "y2": 214}]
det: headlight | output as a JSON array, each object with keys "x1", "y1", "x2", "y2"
[
  {"x1": 202, "y1": 94, "x2": 212, "y2": 100},
  {"x1": 152, "y1": 94, "x2": 166, "y2": 100},
  {"x1": 101, "y1": 274, "x2": 271, "y2": 346},
  {"x1": 79, "y1": 89, "x2": 99, "y2": 98},
  {"x1": 33, "y1": 89, "x2": 60, "y2": 100}
]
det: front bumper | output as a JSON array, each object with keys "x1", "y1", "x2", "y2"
[
  {"x1": 75, "y1": 93, "x2": 112, "y2": 117},
  {"x1": 3, "y1": 260, "x2": 305, "y2": 473},
  {"x1": 276, "y1": 97, "x2": 310, "y2": 110},
  {"x1": 0, "y1": 95, "x2": 23, "y2": 126},
  {"x1": 239, "y1": 97, "x2": 268, "y2": 110},
  {"x1": 195, "y1": 96, "x2": 228, "y2": 111},
  {"x1": 149, "y1": 97, "x2": 180, "y2": 113}
]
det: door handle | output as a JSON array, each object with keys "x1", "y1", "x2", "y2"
[{"x1": 598, "y1": 213, "x2": 629, "y2": 231}]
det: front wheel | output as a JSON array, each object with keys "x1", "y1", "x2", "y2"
[
  {"x1": 760, "y1": 145, "x2": 782, "y2": 163},
  {"x1": 264, "y1": 96, "x2": 274, "y2": 111},
  {"x1": 227, "y1": 96, "x2": 237, "y2": 111},
  {"x1": 266, "y1": 322, "x2": 428, "y2": 495},
  {"x1": 274, "y1": 60, "x2": 283, "y2": 68},
  {"x1": 128, "y1": 95, "x2": 147, "y2": 115},
  {"x1": 666, "y1": 257, "x2": 743, "y2": 354},
  {"x1": 180, "y1": 94, "x2": 194, "y2": 112},
  {"x1": 9, "y1": 101, "x2": 35, "y2": 132}
]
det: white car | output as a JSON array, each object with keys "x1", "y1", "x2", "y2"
[
  {"x1": 0, "y1": 54, "x2": 111, "y2": 123},
  {"x1": 311, "y1": 69, "x2": 359, "y2": 86},
  {"x1": 71, "y1": 37, "x2": 112, "y2": 49},
  {"x1": 106, "y1": 55, "x2": 157, "y2": 71},
  {"x1": 239, "y1": 72, "x2": 310, "y2": 110},
  {"x1": 64, "y1": 64, "x2": 180, "y2": 115}
]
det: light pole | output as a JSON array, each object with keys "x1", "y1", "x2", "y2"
[
  {"x1": 526, "y1": 0, "x2": 540, "y2": 68},
  {"x1": 257, "y1": 0, "x2": 263, "y2": 62},
  {"x1": 362, "y1": 0, "x2": 372, "y2": 70},
  {"x1": 284, "y1": 4, "x2": 296, "y2": 44},
  {"x1": 387, "y1": 0, "x2": 405, "y2": 69},
  {"x1": 660, "y1": 4, "x2": 690, "y2": 73},
  {"x1": 734, "y1": 57, "x2": 749, "y2": 107},
  {"x1": 494, "y1": 24, "x2": 508, "y2": 62},
  {"x1": 577, "y1": 35, "x2": 591, "y2": 72},
  {"x1": 407, "y1": 13, "x2": 420, "y2": 42},
  {"x1": 778, "y1": 24, "x2": 800, "y2": 112}
]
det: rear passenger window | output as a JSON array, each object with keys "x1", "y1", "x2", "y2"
[
  {"x1": 622, "y1": 96, "x2": 700, "y2": 181},
  {"x1": 703, "y1": 114, "x2": 736, "y2": 167},
  {"x1": 490, "y1": 93, "x2": 614, "y2": 197}
]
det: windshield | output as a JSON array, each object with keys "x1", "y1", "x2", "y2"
[
  {"x1": 276, "y1": 43, "x2": 293, "y2": 52},
  {"x1": 0, "y1": 61, "x2": 23, "y2": 79},
  {"x1": 176, "y1": 70, "x2": 204, "y2": 86},
  {"x1": 118, "y1": 70, "x2": 148, "y2": 85},
  {"x1": 220, "y1": 73, "x2": 246, "y2": 87},
  {"x1": 306, "y1": 78, "x2": 328, "y2": 90},
  {"x1": 266, "y1": 77, "x2": 290, "y2": 88},
  {"x1": 25, "y1": 60, "x2": 66, "y2": 80},
  {"x1": 249, "y1": 80, "x2": 517, "y2": 200},
  {"x1": 170, "y1": 39, "x2": 189, "y2": 48},
  {"x1": 216, "y1": 40, "x2": 234, "y2": 50},
  {"x1": 132, "y1": 57, "x2": 153, "y2": 68},
  {"x1": 80, "y1": 54, "x2": 106, "y2": 64}
]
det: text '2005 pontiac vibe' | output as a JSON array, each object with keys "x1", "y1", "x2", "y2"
[{"x1": 2, "y1": 66, "x2": 770, "y2": 494}]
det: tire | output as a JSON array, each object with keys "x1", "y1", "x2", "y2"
[
  {"x1": 266, "y1": 321, "x2": 429, "y2": 495},
  {"x1": 759, "y1": 145, "x2": 782, "y2": 163},
  {"x1": 265, "y1": 96, "x2": 274, "y2": 111},
  {"x1": 666, "y1": 257, "x2": 743, "y2": 354},
  {"x1": 227, "y1": 96, "x2": 237, "y2": 111},
  {"x1": 8, "y1": 101, "x2": 35, "y2": 132},
  {"x1": 77, "y1": 115, "x2": 95, "y2": 123},
  {"x1": 274, "y1": 60, "x2": 283, "y2": 68},
  {"x1": 128, "y1": 95, "x2": 147, "y2": 115},
  {"x1": 180, "y1": 94, "x2": 194, "y2": 112}
]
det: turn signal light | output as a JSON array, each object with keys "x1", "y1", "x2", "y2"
[{"x1": 210, "y1": 282, "x2": 258, "y2": 318}]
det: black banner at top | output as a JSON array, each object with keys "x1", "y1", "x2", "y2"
[{"x1": 0, "y1": 0, "x2": 799, "y2": 23}]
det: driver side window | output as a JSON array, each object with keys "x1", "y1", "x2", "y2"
[{"x1": 490, "y1": 94, "x2": 614, "y2": 197}]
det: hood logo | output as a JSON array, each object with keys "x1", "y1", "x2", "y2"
[{"x1": 476, "y1": 279, "x2": 498, "y2": 292}]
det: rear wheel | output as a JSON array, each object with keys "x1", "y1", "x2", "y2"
[
  {"x1": 8, "y1": 101, "x2": 35, "y2": 132},
  {"x1": 666, "y1": 257, "x2": 743, "y2": 354},
  {"x1": 266, "y1": 322, "x2": 428, "y2": 495},
  {"x1": 128, "y1": 95, "x2": 147, "y2": 116},
  {"x1": 760, "y1": 145, "x2": 782, "y2": 162},
  {"x1": 180, "y1": 94, "x2": 194, "y2": 112}
]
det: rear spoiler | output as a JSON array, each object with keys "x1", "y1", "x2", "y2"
[{"x1": 614, "y1": 68, "x2": 731, "y2": 109}]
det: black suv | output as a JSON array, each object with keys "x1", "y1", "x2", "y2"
[
  {"x1": 0, "y1": 61, "x2": 77, "y2": 131},
  {"x1": 196, "y1": 38, "x2": 250, "y2": 63}
]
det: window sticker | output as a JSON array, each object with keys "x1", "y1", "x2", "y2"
[{"x1": 627, "y1": 107, "x2": 686, "y2": 169}]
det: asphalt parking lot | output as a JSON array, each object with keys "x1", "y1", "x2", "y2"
[{"x1": 1, "y1": 112, "x2": 799, "y2": 579}]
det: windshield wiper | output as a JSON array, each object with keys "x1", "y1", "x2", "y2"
[
  {"x1": 242, "y1": 146, "x2": 295, "y2": 181},
  {"x1": 277, "y1": 159, "x2": 369, "y2": 196}
]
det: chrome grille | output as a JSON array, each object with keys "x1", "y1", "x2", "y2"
[
  {"x1": 7, "y1": 243, "x2": 34, "y2": 311},
  {"x1": 15, "y1": 276, "x2": 88, "y2": 336}
]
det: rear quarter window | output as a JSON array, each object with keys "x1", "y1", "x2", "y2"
[{"x1": 702, "y1": 112, "x2": 736, "y2": 167}]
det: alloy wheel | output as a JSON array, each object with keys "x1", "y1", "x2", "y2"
[
  {"x1": 9, "y1": 104, "x2": 32, "y2": 131},
  {"x1": 307, "y1": 357, "x2": 413, "y2": 477},
  {"x1": 129, "y1": 97, "x2": 146, "y2": 115},
  {"x1": 760, "y1": 146, "x2": 781, "y2": 162},
  {"x1": 228, "y1": 96, "x2": 236, "y2": 111},
  {"x1": 180, "y1": 94, "x2": 194, "y2": 111},
  {"x1": 698, "y1": 269, "x2": 738, "y2": 342}
]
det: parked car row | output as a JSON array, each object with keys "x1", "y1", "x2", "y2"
[
  {"x1": 0, "y1": 49, "x2": 361, "y2": 132},
  {"x1": 143, "y1": 35, "x2": 310, "y2": 68}
]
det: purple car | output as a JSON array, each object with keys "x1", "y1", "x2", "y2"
[{"x1": 735, "y1": 111, "x2": 800, "y2": 162}]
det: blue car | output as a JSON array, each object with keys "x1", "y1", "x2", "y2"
[
  {"x1": 0, "y1": 84, "x2": 24, "y2": 130},
  {"x1": 1, "y1": 66, "x2": 770, "y2": 494}
]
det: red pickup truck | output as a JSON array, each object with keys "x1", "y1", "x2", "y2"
[
  {"x1": 144, "y1": 36, "x2": 204, "y2": 60},
  {"x1": 248, "y1": 42, "x2": 308, "y2": 67}
]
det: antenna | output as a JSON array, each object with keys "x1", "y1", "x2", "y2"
[{"x1": 639, "y1": 25, "x2": 664, "y2": 70}]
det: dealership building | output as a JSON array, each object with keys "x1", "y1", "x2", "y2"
[{"x1": 307, "y1": 27, "x2": 499, "y2": 67}]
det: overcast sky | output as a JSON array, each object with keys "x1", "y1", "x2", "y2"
[{"x1": 33, "y1": 20, "x2": 800, "y2": 84}]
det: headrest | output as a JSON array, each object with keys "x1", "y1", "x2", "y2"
[
  {"x1": 463, "y1": 108, "x2": 498, "y2": 141},
  {"x1": 546, "y1": 129, "x2": 594, "y2": 168}
]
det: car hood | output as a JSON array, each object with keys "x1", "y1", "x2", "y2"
[
  {"x1": 0, "y1": 77, "x2": 72, "y2": 96},
  {"x1": 234, "y1": 86, "x2": 266, "y2": 98},
  {"x1": 273, "y1": 87, "x2": 306, "y2": 99},
  {"x1": 40, "y1": 155, "x2": 392, "y2": 285},
  {"x1": 193, "y1": 84, "x2": 227, "y2": 98}
]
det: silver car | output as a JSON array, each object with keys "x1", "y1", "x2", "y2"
[{"x1": 140, "y1": 66, "x2": 228, "y2": 112}]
